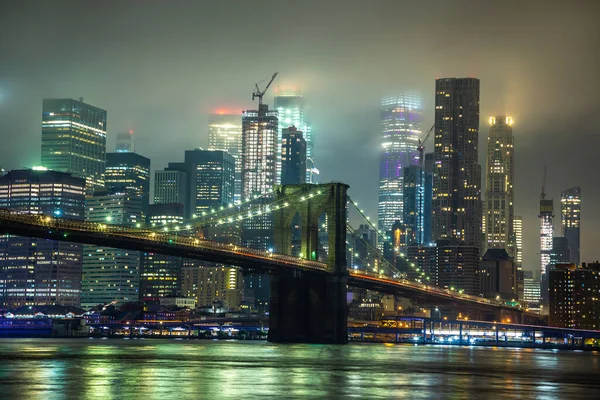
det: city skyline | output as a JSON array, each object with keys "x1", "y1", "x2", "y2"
[{"x1": 1, "y1": 1, "x2": 599, "y2": 271}]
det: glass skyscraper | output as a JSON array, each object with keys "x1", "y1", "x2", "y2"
[
  {"x1": 41, "y1": 98, "x2": 107, "y2": 193},
  {"x1": 378, "y1": 93, "x2": 423, "y2": 234},
  {"x1": 561, "y1": 186, "x2": 581, "y2": 265},
  {"x1": 483, "y1": 116, "x2": 515, "y2": 256},
  {"x1": 432, "y1": 78, "x2": 482, "y2": 248},
  {"x1": 208, "y1": 113, "x2": 243, "y2": 201},
  {"x1": 105, "y1": 152, "x2": 151, "y2": 214},
  {"x1": 274, "y1": 89, "x2": 317, "y2": 184},
  {"x1": 0, "y1": 169, "x2": 86, "y2": 308}
]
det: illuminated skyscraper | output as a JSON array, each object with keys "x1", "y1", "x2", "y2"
[
  {"x1": 484, "y1": 116, "x2": 514, "y2": 256},
  {"x1": 274, "y1": 89, "x2": 317, "y2": 183},
  {"x1": 539, "y1": 191, "x2": 554, "y2": 276},
  {"x1": 154, "y1": 169, "x2": 188, "y2": 209},
  {"x1": 432, "y1": 78, "x2": 482, "y2": 248},
  {"x1": 82, "y1": 192, "x2": 143, "y2": 308},
  {"x1": 378, "y1": 93, "x2": 423, "y2": 233},
  {"x1": 41, "y1": 98, "x2": 107, "y2": 193},
  {"x1": 208, "y1": 113, "x2": 243, "y2": 200},
  {"x1": 561, "y1": 186, "x2": 581, "y2": 265},
  {"x1": 105, "y1": 152, "x2": 151, "y2": 215},
  {"x1": 0, "y1": 169, "x2": 86, "y2": 308},
  {"x1": 168, "y1": 149, "x2": 235, "y2": 219},
  {"x1": 241, "y1": 102, "x2": 278, "y2": 306},
  {"x1": 513, "y1": 216, "x2": 523, "y2": 268}
]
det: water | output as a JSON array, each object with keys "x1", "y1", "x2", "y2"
[{"x1": 0, "y1": 339, "x2": 599, "y2": 399}]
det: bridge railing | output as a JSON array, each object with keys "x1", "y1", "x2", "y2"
[{"x1": 0, "y1": 210, "x2": 329, "y2": 273}]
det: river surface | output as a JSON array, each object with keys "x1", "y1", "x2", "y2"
[{"x1": 0, "y1": 339, "x2": 599, "y2": 399}]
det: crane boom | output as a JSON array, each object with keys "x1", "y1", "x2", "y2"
[
  {"x1": 252, "y1": 72, "x2": 279, "y2": 106},
  {"x1": 417, "y1": 124, "x2": 435, "y2": 166}
]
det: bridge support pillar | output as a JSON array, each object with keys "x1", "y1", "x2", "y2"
[{"x1": 268, "y1": 271, "x2": 348, "y2": 344}]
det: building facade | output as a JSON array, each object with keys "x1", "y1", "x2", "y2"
[
  {"x1": 208, "y1": 113, "x2": 243, "y2": 201},
  {"x1": 432, "y1": 78, "x2": 482, "y2": 248},
  {"x1": 0, "y1": 169, "x2": 86, "y2": 308},
  {"x1": 561, "y1": 186, "x2": 581, "y2": 265},
  {"x1": 549, "y1": 263, "x2": 600, "y2": 329},
  {"x1": 154, "y1": 169, "x2": 188, "y2": 211},
  {"x1": 181, "y1": 263, "x2": 242, "y2": 309},
  {"x1": 41, "y1": 98, "x2": 107, "y2": 192},
  {"x1": 403, "y1": 165, "x2": 425, "y2": 245},
  {"x1": 540, "y1": 196, "x2": 554, "y2": 276},
  {"x1": 479, "y1": 249, "x2": 517, "y2": 300},
  {"x1": 378, "y1": 93, "x2": 423, "y2": 233},
  {"x1": 483, "y1": 116, "x2": 514, "y2": 256},
  {"x1": 105, "y1": 152, "x2": 151, "y2": 214},
  {"x1": 514, "y1": 216, "x2": 523, "y2": 268},
  {"x1": 280, "y1": 126, "x2": 306, "y2": 185},
  {"x1": 81, "y1": 192, "x2": 143, "y2": 308}
]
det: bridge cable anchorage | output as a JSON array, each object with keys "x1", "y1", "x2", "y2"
[{"x1": 345, "y1": 195, "x2": 439, "y2": 289}]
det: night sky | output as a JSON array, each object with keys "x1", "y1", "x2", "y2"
[{"x1": 1, "y1": 0, "x2": 599, "y2": 271}]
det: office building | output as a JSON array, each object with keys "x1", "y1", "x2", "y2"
[
  {"x1": 274, "y1": 89, "x2": 316, "y2": 183},
  {"x1": 561, "y1": 186, "x2": 581, "y2": 265},
  {"x1": 281, "y1": 126, "x2": 306, "y2": 185},
  {"x1": 514, "y1": 216, "x2": 523, "y2": 268},
  {"x1": 348, "y1": 224, "x2": 378, "y2": 271},
  {"x1": 81, "y1": 192, "x2": 143, "y2": 308},
  {"x1": 41, "y1": 98, "x2": 107, "y2": 192},
  {"x1": 432, "y1": 78, "x2": 482, "y2": 248},
  {"x1": 423, "y1": 153, "x2": 434, "y2": 244},
  {"x1": 168, "y1": 149, "x2": 235, "y2": 219},
  {"x1": 105, "y1": 152, "x2": 151, "y2": 214},
  {"x1": 523, "y1": 270, "x2": 541, "y2": 312},
  {"x1": 115, "y1": 131, "x2": 135, "y2": 153},
  {"x1": 549, "y1": 263, "x2": 600, "y2": 329},
  {"x1": 208, "y1": 113, "x2": 243, "y2": 201},
  {"x1": 0, "y1": 169, "x2": 86, "y2": 308},
  {"x1": 483, "y1": 116, "x2": 514, "y2": 256},
  {"x1": 406, "y1": 243, "x2": 438, "y2": 283},
  {"x1": 378, "y1": 93, "x2": 423, "y2": 233},
  {"x1": 550, "y1": 237, "x2": 571, "y2": 268},
  {"x1": 154, "y1": 169, "x2": 188, "y2": 210},
  {"x1": 403, "y1": 165, "x2": 424, "y2": 245},
  {"x1": 181, "y1": 263, "x2": 242, "y2": 309},
  {"x1": 480, "y1": 249, "x2": 517, "y2": 300}
]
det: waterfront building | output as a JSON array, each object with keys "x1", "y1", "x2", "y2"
[
  {"x1": 0, "y1": 169, "x2": 85, "y2": 308},
  {"x1": 483, "y1": 116, "x2": 514, "y2": 256},
  {"x1": 181, "y1": 263, "x2": 242, "y2": 309},
  {"x1": 549, "y1": 263, "x2": 600, "y2": 329},
  {"x1": 561, "y1": 186, "x2": 581, "y2": 265},
  {"x1": 81, "y1": 191, "x2": 143, "y2": 308},
  {"x1": 208, "y1": 113, "x2": 243, "y2": 201},
  {"x1": 378, "y1": 93, "x2": 423, "y2": 233},
  {"x1": 41, "y1": 98, "x2": 107, "y2": 193},
  {"x1": 432, "y1": 78, "x2": 482, "y2": 248}
]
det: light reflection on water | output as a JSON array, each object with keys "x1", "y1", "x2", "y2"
[{"x1": 0, "y1": 339, "x2": 599, "y2": 399}]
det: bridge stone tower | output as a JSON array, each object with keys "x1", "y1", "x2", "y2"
[{"x1": 268, "y1": 183, "x2": 349, "y2": 344}]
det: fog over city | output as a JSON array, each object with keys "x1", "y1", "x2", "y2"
[{"x1": 1, "y1": 0, "x2": 599, "y2": 270}]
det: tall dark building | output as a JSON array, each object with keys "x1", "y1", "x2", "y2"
[
  {"x1": 168, "y1": 149, "x2": 235, "y2": 219},
  {"x1": 549, "y1": 263, "x2": 600, "y2": 329},
  {"x1": 403, "y1": 165, "x2": 424, "y2": 245},
  {"x1": 41, "y1": 98, "x2": 107, "y2": 193},
  {"x1": 0, "y1": 169, "x2": 86, "y2": 308},
  {"x1": 550, "y1": 237, "x2": 571, "y2": 268},
  {"x1": 480, "y1": 249, "x2": 517, "y2": 300},
  {"x1": 423, "y1": 152, "x2": 434, "y2": 244},
  {"x1": 432, "y1": 78, "x2": 481, "y2": 248},
  {"x1": 281, "y1": 126, "x2": 306, "y2": 185},
  {"x1": 105, "y1": 152, "x2": 151, "y2": 214},
  {"x1": 561, "y1": 186, "x2": 581, "y2": 265}
]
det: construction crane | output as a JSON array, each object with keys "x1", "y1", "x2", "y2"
[
  {"x1": 252, "y1": 72, "x2": 278, "y2": 106},
  {"x1": 417, "y1": 124, "x2": 435, "y2": 166},
  {"x1": 541, "y1": 165, "x2": 547, "y2": 200}
]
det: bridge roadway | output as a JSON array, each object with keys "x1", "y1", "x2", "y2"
[{"x1": 0, "y1": 210, "x2": 518, "y2": 314}]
